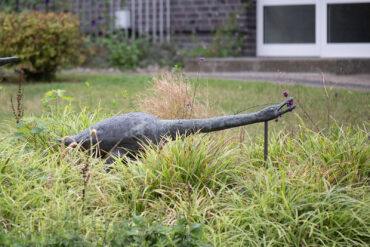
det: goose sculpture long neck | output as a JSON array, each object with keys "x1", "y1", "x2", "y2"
[{"x1": 162, "y1": 110, "x2": 276, "y2": 135}]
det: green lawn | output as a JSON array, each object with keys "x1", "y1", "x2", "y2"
[
  {"x1": 1, "y1": 73, "x2": 369, "y2": 133},
  {"x1": 0, "y1": 73, "x2": 369, "y2": 246}
]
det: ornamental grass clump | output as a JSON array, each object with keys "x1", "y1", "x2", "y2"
[
  {"x1": 244, "y1": 123, "x2": 369, "y2": 186},
  {"x1": 120, "y1": 134, "x2": 238, "y2": 194},
  {"x1": 138, "y1": 72, "x2": 212, "y2": 119},
  {"x1": 214, "y1": 167, "x2": 369, "y2": 246}
]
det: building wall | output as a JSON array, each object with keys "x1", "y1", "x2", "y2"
[
  {"x1": 244, "y1": 0, "x2": 256, "y2": 56},
  {"x1": 13, "y1": 0, "x2": 257, "y2": 56},
  {"x1": 126, "y1": 0, "x2": 256, "y2": 56},
  {"x1": 169, "y1": 0, "x2": 256, "y2": 56}
]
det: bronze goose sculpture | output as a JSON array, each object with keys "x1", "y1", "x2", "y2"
[{"x1": 60, "y1": 98, "x2": 295, "y2": 164}]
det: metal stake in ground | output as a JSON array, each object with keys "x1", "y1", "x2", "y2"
[{"x1": 264, "y1": 121, "x2": 268, "y2": 167}]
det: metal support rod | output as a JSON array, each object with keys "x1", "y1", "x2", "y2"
[
  {"x1": 145, "y1": 0, "x2": 150, "y2": 36},
  {"x1": 166, "y1": 0, "x2": 170, "y2": 42},
  {"x1": 152, "y1": 0, "x2": 157, "y2": 43},
  {"x1": 131, "y1": 0, "x2": 135, "y2": 40},
  {"x1": 159, "y1": 0, "x2": 164, "y2": 42},
  {"x1": 264, "y1": 121, "x2": 268, "y2": 166},
  {"x1": 138, "y1": 0, "x2": 142, "y2": 37}
]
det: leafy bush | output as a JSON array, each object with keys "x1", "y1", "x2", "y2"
[
  {"x1": 0, "y1": 11, "x2": 81, "y2": 80},
  {"x1": 0, "y1": 216, "x2": 209, "y2": 247},
  {"x1": 108, "y1": 216, "x2": 210, "y2": 247},
  {"x1": 100, "y1": 33, "x2": 183, "y2": 70},
  {"x1": 189, "y1": 12, "x2": 247, "y2": 58},
  {"x1": 138, "y1": 41, "x2": 184, "y2": 69},
  {"x1": 99, "y1": 35, "x2": 143, "y2": 70}
]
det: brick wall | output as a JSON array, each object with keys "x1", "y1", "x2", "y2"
[
  {"x1": 126, "y1": 0, "x2": 256, "y2": 56},
  {"x1": 13, "y1": 0, "x2": 257, "y2": 56},
  {"x1": 245, "y1": 0, "x2": 256, "y2": 56},
  {"x1": 169, "y1": 0, "x2": 256, "y2": 56}
]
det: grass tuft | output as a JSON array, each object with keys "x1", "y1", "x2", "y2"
[
  {"x1": 121, "y1": 133, "x2": 238, "y2": 193},
  {"x1": 137, "y1": 72, "x2": 213, "y2": 119}
]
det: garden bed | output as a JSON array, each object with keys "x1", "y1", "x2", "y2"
[{"x1": 0, "y1": 73, "x2": 368, "y2": 246}]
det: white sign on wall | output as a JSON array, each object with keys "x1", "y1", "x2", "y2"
[{"x1": 115, "y1": 9, "x2": 131, "y2": 29}]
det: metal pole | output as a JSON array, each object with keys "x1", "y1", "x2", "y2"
[
  {"x1": 159, "y1": 0, "x2": 163, "y2": 42},
  {"x1": 264, "y1": 121, "x2": 268, "y2": 166},
  {"x1": 152, "y1": 0, "x2": 157, "y2": 43},
  {"x1": 138, "y1": 0, "x2": 142, "y2": 37},
  {"x1": 166, "y1": 0, "x2": 170, "y2": 42},
  {"x1": 131, "y1": 0, "x2": 136, "y2": 40},
  {"x1": 109, "y1": 0, "x2": 114, "y2": 34},
  {"x1": 145, "y1": 0, "x2": 150, "y2": 37}
]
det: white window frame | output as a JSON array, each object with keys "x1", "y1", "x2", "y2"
[
  {"x1": 257, "y1": 0, "x2": 321, "y2": 57},
  {"x1": 320, "y1": 0, "x2": 370, "y2": 58},
  {"x1": 257, "y1": 0, "x2": 370, "y2": 58}
]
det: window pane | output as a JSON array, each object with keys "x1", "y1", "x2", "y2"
[
  {"x1": 264, "y1": 5, "x2": 315, "y2": 44},
  {"x1": 327, "y1": 3, "x2": 370, "y2": 43}
]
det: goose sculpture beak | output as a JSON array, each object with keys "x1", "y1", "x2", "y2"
[{"x1": 277, "y1": 97, "x2": 296, "y2": 116}]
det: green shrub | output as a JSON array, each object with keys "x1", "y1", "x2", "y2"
[
  {"x1": 0, "y1": 11, "x2": 81, "y2": 81},
  {"x1": 189, "y1": 12, "x2": 247, "y2": 58},
  {"x1": 108, "y1": 216, "x2": 210, "y2": 247},
  {"x1": 0, "y1": 216, "x2": 210, "y2": 247},
  {"x1": 99, "y1": 35, "x2": 143, "y2": 70},
  {"x1": 100, "y1": 34, "x2": 183, "y2": 70},
  {"x1": 138, "y1": 41, "x2": 184, "y2": 69}
]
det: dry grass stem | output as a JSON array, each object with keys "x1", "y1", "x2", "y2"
[{"x1": 10, "y1": 67, "x2": 24, "y2": 124}]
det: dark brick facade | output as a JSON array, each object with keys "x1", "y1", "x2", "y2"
[
  {"x1": 244, "y1": 0, "x2": 256, "y2": 56},
  {"x1": 14, "y1": 0, "x2": 257, "y2": 56},
  {"x1": 170, "y1": 0, "x2": 256, "y2": 56},
  {"x1": 126, "y1": 0, "x2": 256, "y2": 56}
]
